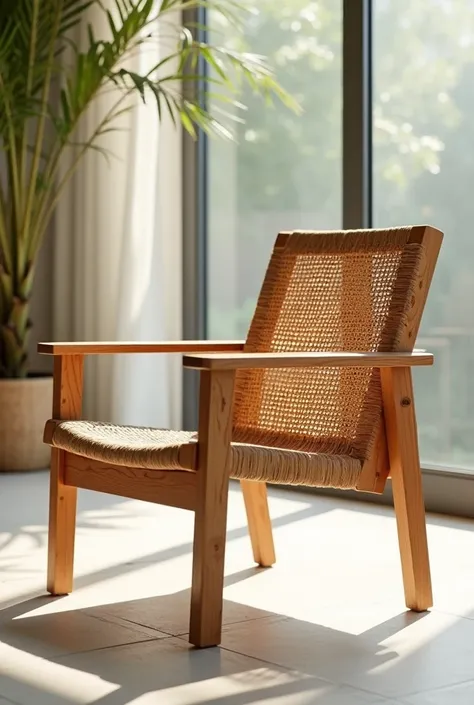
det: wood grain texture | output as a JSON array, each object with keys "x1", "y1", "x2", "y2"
[
  {"x1": 189, "y1": 370, "x2": 235, "y2": 648},
  {"x1": 381, "y1": 367, "x2": 433, "y2": 611},
  {"x1": 241, "y1": 480, "x2": 276, "y2": 567},
  {"x1": 356, "y1": 421, "x2": 390, "y2": 493},
  {"x1": 403, "y1": 226, "x2": 444, "y2": 349},
  {"x1": 64, "y1": 454, "x2": 197, "y2": 511},
  {"x1": 47, "y1": 355, "x2": 84, "y2": 595},
  {"x1": 38, "y1": 340, "x2": 245, "y2": 356},
  {"x1": 183, "y1": 351, "x2": 433, "y2": 371}
]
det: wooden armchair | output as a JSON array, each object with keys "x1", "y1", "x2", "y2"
[{"x1": 39, "y1": 225, "x2": 443, "y2": 648}]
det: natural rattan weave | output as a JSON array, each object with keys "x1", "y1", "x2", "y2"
[
  {"x1": 46, "y1": 227, "x2": 424, "y2": 491},
  {"x1": 232, "y1": 228, "x2": 424, "y2": 489}
]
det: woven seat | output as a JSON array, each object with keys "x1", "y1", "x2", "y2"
[
  {"x1": 46, "y1": 419, "x2": 362, "y2": 488},
  {"x1": 40, "y1": 225, "x2": 443, "y2": 648}
]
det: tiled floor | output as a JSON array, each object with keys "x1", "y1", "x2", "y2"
[{"x1": 1, "y1": 473, "x2": 474, "y2": 704}]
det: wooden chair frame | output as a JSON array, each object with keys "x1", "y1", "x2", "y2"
[{"x1": 39, "y1": 225, "x2": 442, "y2": 648}]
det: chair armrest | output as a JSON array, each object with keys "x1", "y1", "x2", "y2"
[
  {"x1": 38, "y1": 341, "x2": 245, "y2": 356},
  {"x1": 183, "y1": 350, "x2": 434, "y2": 371}
]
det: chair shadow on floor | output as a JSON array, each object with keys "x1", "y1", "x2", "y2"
[
  {"x1": 0, "y1": 567, "x2": 429, "y2": 705},
  {"x1": 0, "y1": 480, "x2": 331, "y2": 586}
]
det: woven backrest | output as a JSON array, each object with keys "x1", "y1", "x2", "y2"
[{"x1": 233, "y1": 228, "x2": 426, "y2": 466}]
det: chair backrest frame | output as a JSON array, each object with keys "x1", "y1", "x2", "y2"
[
  {"x1": 232, "y1": 225, "x2": 443, "y2": 494},
  {"x1": 357, "y1": 225, "x2": 443, "y2": 492}
]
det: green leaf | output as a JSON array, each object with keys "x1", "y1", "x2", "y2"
[
  {"x1": 180, "y1": 109, "x2": 196, "y2": 138},
  {"x1": 0, "y1": 0, "x2": 298, "y2": 377}
]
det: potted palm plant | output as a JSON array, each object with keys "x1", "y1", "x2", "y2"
[{"x1": 0, "y1": 0, "x2": 294, "y2": 471}]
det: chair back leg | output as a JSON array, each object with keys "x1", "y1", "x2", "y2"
[
  {"x1": 241, "y1": 480, "x2": 276, "y2": 567},
  {"x1": 382, "y1": 367, "x2": 433, "y2": 611}
]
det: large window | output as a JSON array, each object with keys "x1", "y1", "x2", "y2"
[
  {"x1": 185, "y1": 0, "x2": 474, "y2": 486},
  {"x1": 374, "y1": 0, "x2": 474, "y2": 470},
  {"x1": 207, "y1": 0, "x2": 343, "y2": 339}
]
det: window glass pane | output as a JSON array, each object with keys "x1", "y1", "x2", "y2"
[
  {"x1": 374, "y1": 0, "x2": 474, "y2": 470},
  {"x1": 208, "y1": 1, "x2": 343, "y2": 339}
]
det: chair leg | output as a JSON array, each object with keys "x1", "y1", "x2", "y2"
[
  {"x1": 47, "y1": 449, "x2": 77, "y2": 595},
  {"x1": 189, "y1": 485, "x2": 229, "y2": 648},
  {"x1": 382, "y1": 367, "x2": 433, "y2": 612},
  {"x1": 241, "y1": 480, "x2": 275, "y2": 567},
  {"x1": 189, "y1": 369, "x2": 235, "y2": 648},
  {"x1": 47, "y1": 354, "x2": 83, "y2": 596}
]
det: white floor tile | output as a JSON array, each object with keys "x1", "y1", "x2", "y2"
[
  {"x1": 86, "y1": 586, "x2": 272, "y2": 636},
  {"x1": 57, "y1": 637, "x2": 400, "y2": 705},
  {"x1": 0, "y1": 606, "x2": 165, "y2": 658},
  {"x1": 219, "y1": 605, "x2": 474, "y2": 699},
  {"x1": 403, "y1": 679, "x2": 474, "y2": 704},
  {"x1": 2, "y1": 472, "x2": 474, "y2": 705}
]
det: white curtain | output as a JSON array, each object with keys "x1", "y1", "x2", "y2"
[{"x1": 53, "y1": 5, "x2": 182, "y2": 429}]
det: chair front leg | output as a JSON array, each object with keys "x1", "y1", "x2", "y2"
[
  {"x1": 189, "y1": 369, "x2": 235, "y2": 648},
  {"x1": 381, "y1": 367, "x2": 433, "y2": 612},
  {"x1": 47, "y1": 355, "x2": 84, "y2": 595}
]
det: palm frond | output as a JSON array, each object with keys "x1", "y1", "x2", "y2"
[{"x1": 0, "y1": 0, "x2": 299, "y2": 377}]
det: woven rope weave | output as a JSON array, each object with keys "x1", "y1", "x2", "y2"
[
  {"x1": 232, "y1": 228, "x2": 424, "y2": 482},
  {"x1": 46, "y1": 228, "x2": 424, "y2": 490},
  {"x1": 49, "y1": 421, "x2": 195, "y2": 471},
  {"x1": 47, "y1": 420, "x2": 362, "y2": 489}
]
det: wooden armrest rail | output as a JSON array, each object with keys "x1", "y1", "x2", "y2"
[
  {"x1": 183, "y1": 350, "x2": 434, "y2": 371},
  {"x1": 38, "y1": 341, "x2": 245, "y2": 356}
]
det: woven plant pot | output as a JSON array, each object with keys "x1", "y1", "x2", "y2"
[{"x1": 0, "y1": 376, "x2": 52, "y2": 471}]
